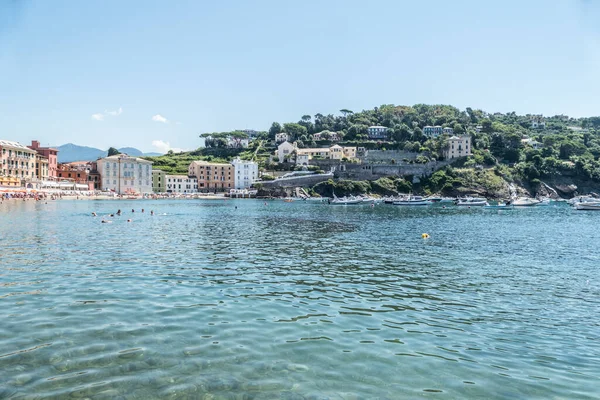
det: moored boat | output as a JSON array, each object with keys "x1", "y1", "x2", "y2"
[
  {"x1": 575, "y1": 202, "x2": 600, "y2": 210},
  {"x1": 511, "y1": 197, "x2": 541, "y2": 206},
  {"x1": 456, "y1": 197, "x2": 487, "y2": 206},
  {"x1": 393, "y1": 195, "x2": 430, "y2": 206}
]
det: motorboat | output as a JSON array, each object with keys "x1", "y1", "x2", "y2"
[
  {"x1": 439, "y1": 197, "x2": 457, "y2": 203},
  {"x1": 484, "y1": 202, "x2": 513, "y2": 209},
  {"x1": 456, "y1": 197, "x2": 487, "y2": 206},
  {"x1": 393, "y1": 195, "x2": 430, "y2": 206},
  {"x1": 569, "y1": 195, "x2": 599, "y2": 205},
  {"x1": 575, "y1": 202, "x2": 600, "y2": 210},
  {"x1": 424, "y1": 196, "x2": 442, "y2": 202},
  {"x1": 304, "y1": 197, "x2": 326, "y2": 203},
  {"x1": 536, "y1": 198, "x2": 551, "y2": 206},
  {"x1": 511, "y1": 197, "x2": 541, "y2": 206},
  {"x1": 330, "y1": 195, "x2": 362, "y2": 205}
]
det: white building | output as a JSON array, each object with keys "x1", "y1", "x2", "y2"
[
  {"x1": 231, "y1": 157, "x2": 258, "y2": 189},
  {"x1": 97, "y1": 154, "x2": 153, "y2": 194},
  {"x1": 424, "y1": 126, "x2": 443, "y2": 137},
  {"x1": 367, "y1": 126, "x2": 388, "y2": 139},
  {"x1": 313, "y1": 130, "x2": 341, "y2": 141},
  {"x1": 227, "y1": 137, "x2": 250, "y2": 148},
  {"x1": 275, "y1": 132, "x2": 290, "y2": 143},
  {"x1": 521, "y1": 138, "x2": 544, "y2": 150},
  {"x1": 443, "y1": 127, "x2": 454, "y2": 135},
  {"x1": 443, "y1": 136, "x2": 472, "y2": 160},
  {"x1": 277, "y1": 141, "x2": 295, "y2": 162},
  {"x1": 531, "y1": 116, "x2": 546, "y2": 129},
  {"x1": 165, "y1": 174, "x2": 198, "y2": 193}
]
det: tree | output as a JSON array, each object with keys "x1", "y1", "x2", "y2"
[
  {"x1": 340, "y1": 109, "x2": 354, "y2": 117},
  {"x1": 108, "y1": 147, "x2": 120, "y2": 156},
  {"x1": 283, "y1": 123, "x2": 307, "y2": 141},
  {"x1": 269, "y1": 122, "x2": 282, "y2": 139}
]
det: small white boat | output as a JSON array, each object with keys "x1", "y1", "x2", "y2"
[
  {"x1": 575, "y1": 202, "x2": 600, "y2": 210},
  {"x1": 330, "y1": 195, "x2": 362, "y2": 205},
  {"x1": 304, "y1": 197, "x2": 325, "y2": 203},
  {"x1": 511, "y1": 197, "x2": 541, "y2": 206},
  {"x1": 484, "y1": 202, "x2": 513, "y2": 209},
  {"x1": 536, "y1": 198, "x2": 551, "y2": 206},
  {"x1": 439, "y1": 197, "x2": 457, "y2": 203},
  {"x1": 569, "y1": 195, "x2": 598, "y2": 205},
  {"x1": 456, "y1": 197, "x2": 487, "y2": 206},
  {"x1": 393, "y1": 195, "x2": 430, "y2": 206}
]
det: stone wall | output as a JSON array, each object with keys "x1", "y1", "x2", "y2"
[
  {"x1": 261, "y1": 174, "x2": 333, "y2": 188},
  {"x1": 334, "y1": 160, "x2": 453, "y2": 181},
  {"x1": 360, "y1": 150, "x2": 419, "y2": 164}
]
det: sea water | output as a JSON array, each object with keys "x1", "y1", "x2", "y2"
[{"x1": 0, "y1": 199, "x2": 598, "y2": 399}]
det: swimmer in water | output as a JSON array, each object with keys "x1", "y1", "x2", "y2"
[
  {"x1": 92, "y1": 212, "x2": 97, "y2": 217},
  {"x1": 132, "y1": 209, "x2": 135, "y2": 213},
  {"x1": 127, "y1": 219, "x2": 132, "y2": 222},
  {"x1": 150, "y1": 210, "x2": 154, "y2": 216},
  {"x1": 117, "y1": 209, "x2": 121, "y2": 215},
  {"x1": 141, "y1": 209, "x2": 144, "y2": 213}
]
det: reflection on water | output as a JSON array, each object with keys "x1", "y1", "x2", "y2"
[{"x1": 0, "y1": 199, "x2": 599, "y2": 399}]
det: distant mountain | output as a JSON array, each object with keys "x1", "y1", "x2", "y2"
[
  {"x1": 57, "y1": 144, "x2": 105, "y2": 163},
  {"x1": 56, "y1": 143, "x2": 163, "y2": 163}
]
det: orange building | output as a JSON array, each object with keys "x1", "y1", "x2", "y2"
[{"x1": 188, "y1": 160, "x2": 234, "y2": 192}]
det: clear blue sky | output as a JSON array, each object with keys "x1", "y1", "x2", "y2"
[{"x1": 1, "y1": 0, "x2": 599, "y2": 152}]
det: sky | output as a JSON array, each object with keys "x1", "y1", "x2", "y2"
[{"x1": 1, "y1": 0, "x2": 599, "y2": 153}]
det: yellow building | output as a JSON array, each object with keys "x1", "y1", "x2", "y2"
[
  {"x1": 35, "y1": 155, "x2": 49, "y2": 182},
  {"x1": 188, "y1": 160, "x2": 234, "y2": 192}
]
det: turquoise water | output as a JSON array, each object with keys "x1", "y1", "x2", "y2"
[{"x1": 1, "y1": 199, "x2": 599, "y2": 399}]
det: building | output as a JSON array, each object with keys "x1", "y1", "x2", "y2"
[
  {"x1": 57, "y1": 162, "x2": 92, "y2": 186},
  {"x1": 313, "y1": 131, "x2": 341, "y2": 141},
  {"x1": 423, "y1": 126, "x2": 443, "y2": 138},
  {"x1": 227, "y1": 137, "x2": 250, "y2": 148},
  {"x1": 367, "y1": 126, "x2": 389, "y2": 140},
  {"x1": 35, "y1": 155, "x2": 49, "y2": 182},
  {"x1": 294, "y1": 144, "x2": 358, "y2": 165},
  {"x1": 443, "y1": 136, "x2": 472, "y2": 160},
  {"x1": 165, "y1": 174, "x2": 198, "y2": 193},
  {"x1": 443, "y1": 127, "x2": 454, "y2": 135},
  {"x1": 521, "y1": 138, "x2": 544, "y2": 150},
  {"x1": 531, "y1": 116, "x2": 546, "y2": 129},
  {"x1": 87, "y1": 161, "x2": 101, "y2": 190},
  {"x1": 28, "y1": 140, "x2": 59, "y2": 178},
  {"x1": 231, "y1": 157, "x2": 258, "y2": 189},
  {"x1": 97, "y1": 154, "x2": 153, "y2": 194},
  {"x1": 277, "y1": 141, "x2": 295, "y2": 163},
  {"x1": 0, "y1": 139, "x2": 38, "y2": 183},
  {"x1": 188, "y1": 160, "x2": 234, "y2": 192},
  {"x1": 275, "y1": 132, "x2": 290, "y2": 143},
  {"x1": 240, "y1": 129, "x2": 259, "y2": 139},
  {"x1": 152, "y1": 169, "x2": 167, "y2": 193}
]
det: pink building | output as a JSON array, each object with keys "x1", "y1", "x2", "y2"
[{"x1": 28, "y1": 140, "x2": 59, "y2": 179}]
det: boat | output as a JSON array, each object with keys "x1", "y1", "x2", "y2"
[
  {"x1": 484, "y1": 202, "x2": 513, "y2": 209},
  {"x1": 456, "y1": 197, "x2": 487, "y2": 206},
  {"x1": 424, "y1": 196, "x2": 442, "y2": 202},
  {"x1": 439, "y1": 197, "x2": 457, "y2": 203},
  {"x1": 330, "y1": 195, "x2": 362, "y2": 205},
  {"x1": 393, "y1": 195, "x2": 430, "y2": 206},
  {"x1": 511, "y1": 197, "x2": 541, "y2": 206},
  {"x1": 304, "y1": 197, "x2": 325, "y2": 203},
  {"x1": 575, "y1": 202, "x2": 600, "y2": 210},
  {"x1": 536, "y1": 198, "x2": 551, "y2": 206},
  {"x1": 569, "y1": 195, "x2": 599, "y2": 205}
]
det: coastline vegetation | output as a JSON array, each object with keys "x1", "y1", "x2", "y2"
[{"x1": 144, "y1": 104, "x2": 600, "y2": 196}]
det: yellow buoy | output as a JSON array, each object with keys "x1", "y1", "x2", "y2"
[{"x1": 422, "y1": 233, "x2": 430, "y2": 239}]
